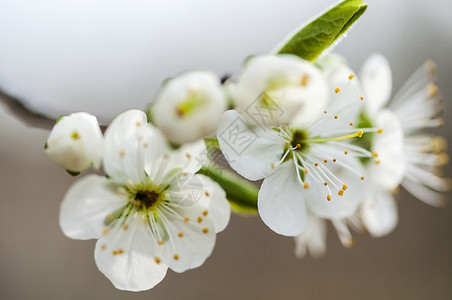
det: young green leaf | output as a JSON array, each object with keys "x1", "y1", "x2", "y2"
[{"x1": 277, "y1": 0, "x2": 367, "y2": 62}]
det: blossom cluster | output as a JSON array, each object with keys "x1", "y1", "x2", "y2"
[{"x1": 45, "y1": 51, "x2": 448, "y2": 290}]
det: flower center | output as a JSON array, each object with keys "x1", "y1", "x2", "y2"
[
  {"x1": 290, "y1": 130, "x2": 309, "y2": 151},
  {"x1": 175, "y1": 90, "x2": 208, "y2": 118},
  {"x1": 134, "y1": 190, "x2": 161, "y2": 209}
]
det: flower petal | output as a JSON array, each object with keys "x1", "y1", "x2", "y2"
[
  {"x1": 360, "y1": 53, "x2": 392, "y2": 116},
  {"x1": 59, "y1": 175, "x2": 127, "y2": 240},
  {"x1": 156, "y1": 204, "x2": 217, "y2": 273},
  {"x1": 306, "y1": 63, "x2": 364, "y2": 135},
  {"x1": 187, "y1": 174, "x2": 231, "y2": 233},
  {"x1": 370, "y1": 109, "x2": 406, "y2": 190},
  {"x1": 217, "y1": 110, "x2": 285, "y2": 181},
  {"x1": 294, "y1": 213, "x2": 327, "y2": 258},
  {"x1": 94, "y1": 215, "x2": 168, "y2": 291},
  {"x1": 362, "y1": 191, "x2": 398, "y2": 238},
  {"x1": 164, "y1": 139, "x2": 207, "y2": 176},
  {"x1": 236, "y1": 55, "x2": 328, "y2": 127},
  {"x1": 104, "y1": 110, "x2": 168, "y2": 185},
  {"x1": 303, "y1": 150, "x2": 366, "y2": 219},
  {"x1": 258, "y1": 161, "x2": 307, "y2": 236}
]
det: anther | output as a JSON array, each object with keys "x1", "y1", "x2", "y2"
[
  {"x1": 348, "y1": 74, "x2": 355, "y2": 80},
  {"x1": 335, "y1": 87, "x2": 341, "y2": 93},
  {"x1": 101, "y1": 244, "x2": 107, "y2": 250},
  {"x1": 301, "y1": 74, "x2": 310, "y2": 86},
  {"x1": 185, "y1": 153, "x2": 191, "y2": 159},
  {"x1": 324, "y1": 159, "x2": 328, "y2": 163},
  {"x1": 324, "y1": 182, "x2": 328, "y2": 186},
  {"x1": 184, "y1": 217, "x2": 190, "y2": 222},
  {"x1": 304, "y1": 168, "x2": 309, "y2": 174},
  {"x1": 349, "y1": 122, "x2": 354, "y2": 126},
  {"x1": 342, "y1": 184, "x2": 348, "y2": 190},
  {"x1": 334, "y1": 115, "x2": 338, "y2": 119},
  {"x1": 375, "y1": 160, "x2": 381, "y2": 165},
  {"x1": 358, "y1": 130, "x2": 364, "y2": 138},
  {"x1": 372, "y1": 152, "x2": 378, "y2": 157},
  {"x1": 338, "y1": 190, "x2": 344, "y2": 196},
  {"x1": 360, "y1": 176, "x2": 365, "y2": 180},
  {"x1": 204, "y1": 191, "x2": 210, "y2": 197},
  {"x1": 344, "y1": 151, "x2": 348, "y2": 155},
  {"x1": 203, "y1": 211, "x2": 208, "y2": 217},
  {"x1": 427, "y1": 83, "x2": 438, "y2": 98},
  {"x1": 271, "y1": 162, "x2": 275, "y2": 169},
  {"x1": 158, "y1": 240, "x2": 164, "y2": 245},
  {"x1": 119, "y1": 150, "x2": 125, "y2": 158},
  {"x1": 178, "y1": 232, "x2": 184, "y2": 238},
  {"x1": 327, "y1": 194, "x2": 332, "y2": 201},
  {"x1": 377, "y1": 129, "x2": 383, "y2": 134},
  {"x1": 155, "y1": 257, "x2": 161, "y2": 264},
  {"x1": 324, "y1": 110, "x2": 328, "y2": 114},
  {"x1": 315, "y1": 163, "x2": 319, "y2": 166},
  {"x1": 173, "y1": 254, "x2": 179, "y2": 260},
  {"x1": 203, "y1": 228, "x2": 209, "y2": 234},
  {"x1": 333, "y1": 158, "x2": 337, "y2": 162},
  {"x1": 197, "y1": 217, "x2": 203, "y2": 223},
  {"x1": 123, "y1": 224, "x2": 129, "y2": 231},
  {"x1": 304, "y1": 182, "x2": 309, "y2": 189}
]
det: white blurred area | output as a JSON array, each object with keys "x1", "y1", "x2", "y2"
[{"x1": 1, "y1": 1, "x2": 452, "y2": 299}]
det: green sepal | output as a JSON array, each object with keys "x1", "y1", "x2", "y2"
[
  {"x1": 198, "y1": 166, "x2": 258, "y2": 215},
  {"x1": 277, "y1": 0, "x2": 367, "y2": 62},
  {"x1": 66, "y1": 169, "x2": 81, "y2": 176}
]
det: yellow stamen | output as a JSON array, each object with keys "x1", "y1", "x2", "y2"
[{"x1": 303, "y1": 130, "x2": 364, "y2": 143}]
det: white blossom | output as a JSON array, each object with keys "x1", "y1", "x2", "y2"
[
  {"x1": 389, "y1": 59, "x2": 450, "y2": 206},
  {"x1": 152, "y1": 71, "x2": 227, "y2": 144},
  {"x1": 235, "y1": 55, "x2": 328, "y2": 127},
  {"x1": 218, "y1": 61, "x2": 376, "y2": 236},
  {"x1": 59, "y1": 110, "x2": 230, "y2": 291},
  {"x1": 45, "y1": 112, "x2": 103, "y2": 173}
]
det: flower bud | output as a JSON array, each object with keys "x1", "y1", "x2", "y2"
[
  {"x1": 45, "y1": 112, "x2": 103, "y2": 174},
  {"x1": 235, "y1": 54, "x2": 328, "y2": 127},
  {"x1": 152, "y1": 71, "x2": 227, "y2": 144}
]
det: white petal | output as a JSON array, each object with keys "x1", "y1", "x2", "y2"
[
  {"x1": 217, "y1": 110, "x2": 285, "y2": 181},
  {"x1": 294, "y1": 213, "x2": 327, "y2": 258},
  {"x1": 360, "y1": 53, "x2": 393, "y2": 116},
  {"x1": 362, "y1": 191, "x2": 398, "y2": 238},
  {"x1": 187, "y1": 174, "x2": 231, "y2": 233},
  {"x1": 104, "y1": 109, "x2": 168, "y2": 185},
  {"x1": 94, "y1": 215, "x2": 168, "y2": 291},
  {"x1": 153, "y1": 71, "x2": 227, "y2": 144},
  {"x1": 164, "y1": 139, "x2": 207, "y2": 176},
  {"x1": 46, "y1": 112, "x2": 103, "y2": 172},
  {"x1": 306, "y1": 63, "x2": 364, "y2": 135},
  {"x1": 304, "y1": 152, "x2": 366, "y2": 219},
  {"x1": 258, "y1": 161, "x2": 307, "y2": 236},
  {"x1": 370, "y1": 109, "x2": 406, "y2": 190},
  {"x1": 59, "y1": 175, "x2": 127, "y2": 240},
  {"x1": 237, "y1": 55, "x2": 328, "y2": 127},
  {"x1": 156, "y1": 204, "x2": 216, "y2": 273}
]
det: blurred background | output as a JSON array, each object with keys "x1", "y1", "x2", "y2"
[{"x1": 0, "y1": 0, "x2": 451, "y2": 299}]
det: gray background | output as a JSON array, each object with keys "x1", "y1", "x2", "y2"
[{"x1": 1, "y1": 0, "x2": 451, "y2": 299}]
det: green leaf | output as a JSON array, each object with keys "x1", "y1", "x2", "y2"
[
  {"x1": 198, "y1": 166, "x2": 258, "y2": 215},
  {"x1": 277, "y1": 0, "x2": 367, "y2": 62}
]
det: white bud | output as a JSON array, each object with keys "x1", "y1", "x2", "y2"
[
  {"x1": 236, "y1": 54, "x2": 328, "y2": 127},
  {"x1": 152, "y1": 71, "x2": 227, "y2": 144},
  {"x1": 45, "y1": 112, "x2": 103, "y2": 173}
]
